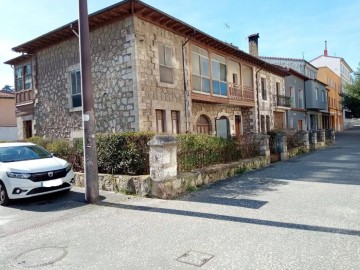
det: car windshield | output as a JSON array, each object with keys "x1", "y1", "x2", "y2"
[{"x1": 0, "y1": 145, "x2": 52, "y2": 163}]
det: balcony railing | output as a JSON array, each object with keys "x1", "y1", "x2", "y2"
[
  {"x1": 15, "y1": 89, "x2": 33, "y2": 105},
  {"x1": 228, "y1": 83, "x2": 254, "y2": 101},
  {"x1": 274, "y1": 95, "x2": 291, "y2": 107}
]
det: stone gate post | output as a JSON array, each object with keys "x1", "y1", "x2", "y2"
[{"x1": 148, "y1": 135, "x2": 177, "y2": 182}]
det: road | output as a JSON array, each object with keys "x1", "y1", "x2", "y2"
[{"x1": 0, "y1": 128, "x2": 359, "y2": 269}]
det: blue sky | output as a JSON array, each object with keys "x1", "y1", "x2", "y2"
[{"x1": 1, "y1": 0, "x2": 359, "y2": 88}]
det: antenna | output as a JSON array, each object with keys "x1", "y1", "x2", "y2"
[
  {"x1": 224, "y1": 23, "x2": 230, "y2": 29},
  {"x1": 302, "y1": 52, "x2": 305, "y2": 59}
]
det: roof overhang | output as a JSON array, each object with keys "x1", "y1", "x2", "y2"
[{"x1": 6, "y1": 0, "x2": 288, "y2": 76}]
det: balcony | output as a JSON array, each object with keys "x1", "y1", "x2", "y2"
[
  {"x1": 15, "y1": 89, "x2": 34, "y2": 117},
  {"x1": 191, "y1": 83, "x2": 255, "y2": 107},
  {"x1": 274, "y1": 95, "x2": 291, "y2": 108}
]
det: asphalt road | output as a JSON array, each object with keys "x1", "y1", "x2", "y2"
[{"x1": 0, "y1": 128, "x2": 359, "y2": 269}]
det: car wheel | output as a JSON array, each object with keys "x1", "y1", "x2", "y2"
[{"x1": 0, "y1": 181, "x2": 10, "y2": 206}]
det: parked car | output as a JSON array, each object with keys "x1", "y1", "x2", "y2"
[{"x1": 0, "y1": 142, "x2": 74, "y2": 206}]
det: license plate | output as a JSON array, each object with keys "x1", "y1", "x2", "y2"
[{"x1": 42, "y1": 179, "x2": 62, "y2": 187}]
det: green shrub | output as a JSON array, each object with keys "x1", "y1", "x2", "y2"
[
  {"x1": 96, "y1": 132, "x2": 154, "y2": 175},
  {"x1": 47, "y1": 139, "x2": 72, "y2": 159},
  {"x1": 27, "y1": 136, "x2": 50, "y2": 149}
]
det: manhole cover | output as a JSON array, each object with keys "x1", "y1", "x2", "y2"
[
  {"x1": 176, "y1": 250, "x2": 214, "y2": 267},
  {"x1": 13, "y1": 246, "x2": 67, "y2": 268}
]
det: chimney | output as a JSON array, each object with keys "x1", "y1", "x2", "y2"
[
  {"x1": 324, "y1": 40, "x2": 328, "y2": 56},
  {"x1": 248, "y1": 33, "x2": 260, "y2": 57}
]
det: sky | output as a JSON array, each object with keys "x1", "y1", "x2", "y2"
[{"x1": 1, "y1": 0, "x2": 360, "y2": 88}]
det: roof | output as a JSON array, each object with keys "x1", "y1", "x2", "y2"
[
  {"x1": 310, "y1": 55, "x2": 353, "y2": 73},
  {"x1": 0, "y1": 91, "x2": 15, "y2": 99},
  {"x1": 5, "y1": 0, "x2": 288, "y2": 77},
  {"x1": 272, "y1": 65, "x2": 308, "y2": 80},
  {"x1": 261, "y1": 56, "x2": 318, "y2": 70},
  {"x1": 4, "y1": 54, "x2": 32, "y2": 65}
]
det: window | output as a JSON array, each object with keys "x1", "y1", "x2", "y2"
[
  {"x1": 289, "y1": 86, "x2": 295, "y2": 106},
  {"x1": 159, "y1": 43, "x2": 173, "y2": 84},
  {"x1": 233, "y1": 73, "x2": 238, "y2": 84},
  {"x1": 15, "y1": 64, "x2": 32, "y2": 91},
  {"x1": 298, "y1": 89, "x2": 304, "y2": 108},
  {"x1": 71, "y1": 70, "x2": 82, "y2": 108},
  {"x1": 315, "y1": 87, "x2": 319, "y2": 100},
  {"x1": 196, "y1": 114, "x2": 211, "y2": 134},
  {"x1": 216, "y1": 116, "x2": 230, "y2": 138},
  {"x1": 260, "y1": 115, "x2": 265, "y2": 133},
  {"x1": 276, "y1": 82, "x2": 280, "y2": 95},
  {"x1": 211, "y1": 53, "x2": 227, "y2": 96},
  {"x1": 242, "y1": 65, "x2": 253, "y2": 87},
  {"x1": 156, "y1": 110, "x2": 166, "y2": 133},
  {"x1": 191, "y1": 46, "x2": 210, "y2": 93},
  {"x1": 261, "y1": 78, "x2": 267, "y2": 100},
  {"x1": 266, "y1": 115, "x2": 270, "y2": 133},
  {"x1": 321, "y1": 90, "x2": 326, "y2": 102},
  {"x1": 171, "y1": 111, "x2": 180, "y2": 134}
]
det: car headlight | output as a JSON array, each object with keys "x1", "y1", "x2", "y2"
[
  {"x1": 6, "y1": 172, "x2": 32, "y2": 179},
  {"x1": 65, "y1": 163, "x2": 72, "y2": 173}
]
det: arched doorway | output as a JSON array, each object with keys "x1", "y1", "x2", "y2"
[{"x1": 196, "y1": 114, "x2": 212, "y2": 134}]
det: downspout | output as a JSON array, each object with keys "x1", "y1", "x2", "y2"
[
  {"x1": 255, "y1": 65, "x2": 264, "y2": 132},
  {"x1": 182, "y1": 35, "x2": 194, "y2": 133}
]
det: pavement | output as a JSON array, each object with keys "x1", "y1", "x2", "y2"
[{"x1": 0, "y1": 128, "x2": 359, "y2": 270}]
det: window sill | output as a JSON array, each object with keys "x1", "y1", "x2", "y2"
[
  {"x1": 192, "y1": 90, "x2": 210, "y2": 95},
  {"x1": 69, "y1": 107, "x2": 82, "y2": 113}
]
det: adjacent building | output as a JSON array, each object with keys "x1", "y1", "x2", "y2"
[
  {"x1": 261, "y1": 57, "x2": 328, "y2": 130},
  {"x1": 310, "y1": 43, "x2": 353, "y2": 120},
  {"x1": 0, "y1": 91, "x2": 18, "y2": 140},
  {"x1": 316, "y1": 66, "x2": 343, "y2": 131},
  {"x1": 5, "y1": 0, "x2": 288, "y2": 140}
]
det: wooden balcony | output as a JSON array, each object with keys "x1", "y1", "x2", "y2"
[
  {"x1": 191, "y1": 83, "x2": 255, "y2": 107},
  {"x1": 15, "y1": 89, "x2": 34, "y2": 116}
]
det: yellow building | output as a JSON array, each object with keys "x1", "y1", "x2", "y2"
[
  {"x1": 316, "y1": 67, "x2": 343, "y2": 131},
  {"x1": 0, "y1": 91, "x2": 18, "y2": 140}
]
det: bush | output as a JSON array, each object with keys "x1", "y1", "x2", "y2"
[
  {"x1": 96, "y1": 132, "x2": 154, "y2": 175},
  {"x1": 177, "y1": 134, "x2": 259, "y2": 172},
  {"x1": 47, "y1": 139, "x2": 72, "y2": 159},
  {"x1": 27, "y1": 136, "x2": 50, "y2": 149}
]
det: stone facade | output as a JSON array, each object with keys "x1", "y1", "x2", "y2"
[
  {"x1": 192, "y1": 102, "x2": 255, "y2": 135},
  {"x1": 256, "y1": 70, "x2": 286, "y2": 133},
  {"x1": 34, "y1": 17, "x2": 138, "y2": 139}
]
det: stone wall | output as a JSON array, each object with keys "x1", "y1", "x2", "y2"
[{"x1": 34, "y1": 17, "x2": 138, "y2": 139}]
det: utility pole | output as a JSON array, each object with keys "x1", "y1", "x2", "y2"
[{"x1": 78, "y1": 0, "x2": 99, "y2": 203}]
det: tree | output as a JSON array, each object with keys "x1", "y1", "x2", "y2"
[
  {"x1": 343, "y1": 64, "x2": 360, "y2": 118},
  {"x1": 1, "y1": 85, "x2": 14, "y2": 92}
]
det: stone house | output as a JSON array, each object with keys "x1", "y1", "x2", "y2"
[
  {"x1": 5, "y1": 0, "x2": 288, "y2": 140},
  {"x1": 261, "y1": 57, "x2": 329, "y2": 130}
]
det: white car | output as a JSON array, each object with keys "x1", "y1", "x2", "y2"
[{"x1": 0, "y1": 142, "x2": 74, "y2": 206}]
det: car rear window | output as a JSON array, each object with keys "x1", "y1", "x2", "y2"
[{"x1": 0, "y1": 145, "x2": 52, "y2": 162}]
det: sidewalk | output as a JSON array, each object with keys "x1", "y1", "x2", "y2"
[{"x1": 0, "y1": 128, "x2": 359, "y2": 269}]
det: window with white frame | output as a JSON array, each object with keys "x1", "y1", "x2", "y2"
[
  {"x1": 315, "y1": 87, "x2": 319, "y2": 100},
  {"x1": 159, "y1": 43, "x2": 173, "y2": 84},
  {"x1": 71, "y1": 70, "x2": 82, "y2": 108},
  {"x1": 191, "y1": 46, "x2": 210, "y2": 93},
  {"x1": 211, "y1": 53, "x2": 227, "y2": 96}
]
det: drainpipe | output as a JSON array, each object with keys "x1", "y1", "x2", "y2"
[
  {"x1": 182, "y1": 33, "x2": 195, "y2": 133},
  {"x1": 255, "y1": 66, "x2": 264, "y2": 132}
]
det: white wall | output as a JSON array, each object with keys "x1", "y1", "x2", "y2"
[{"x1": 0, "y1": 126, "x2": 18, "y2": 141}]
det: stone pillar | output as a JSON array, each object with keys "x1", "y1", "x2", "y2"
[
  {"x1": 298, "y1": 131, "x2": 309, "y2": 150},
  {"x1": 255, "y1": 134, "x2": 270, "y2": 158},
  {"x1": 330, "y1": 129, "x2": 336, "y2": 143},
  {"x1": 276, "y1": 133, "x2": 288, "y2": 161},
  {"x1": 309, "y1": 130, "x2": 317, "y2": 150},
  {"x1": 317, "y1": 129, "x2": 325, "y2": 147},
  {"x1": 148, "y1": 135, "x2": 177, "y2": 182}
]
